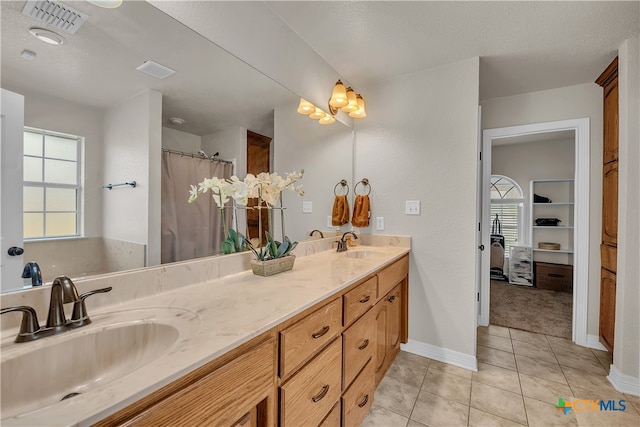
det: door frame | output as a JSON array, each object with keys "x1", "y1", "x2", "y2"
[{"x1": 479, "y1": 118, "x2": 590, "y2": 347}]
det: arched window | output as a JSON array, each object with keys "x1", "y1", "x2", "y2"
[{"x1": 490, "y1": 175, "x2": 525, "y2": 256}]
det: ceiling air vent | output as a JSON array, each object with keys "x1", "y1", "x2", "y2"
[{"x1": 21, "y1": 0, "x2": 89, "y2": 35}]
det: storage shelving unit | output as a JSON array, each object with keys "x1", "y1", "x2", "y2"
[
  {"x1": 529, "y1": 179, "x2": 575, "y2": 265},
  {"x1": 509, "y1": 245, "x2": 533, "y2": 286}
]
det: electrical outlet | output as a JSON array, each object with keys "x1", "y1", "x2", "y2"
[
  {"x1": 376, "y1": 217, "x2": 385, "y2": 231},
  {"x1": 302, "y1": 201, "x2": 312, "y2": 213},
  {"x1": 405, "y1": 200, "x2": 421, "y2": 215},
  {"x1": 327, "y1": 215, "x2": 333, "y2": 228}
]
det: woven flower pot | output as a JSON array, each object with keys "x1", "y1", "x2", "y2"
[{"x1": 250, "y1": 255, "x2": 296, "y2": 277}]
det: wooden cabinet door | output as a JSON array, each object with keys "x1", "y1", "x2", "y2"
[
  {"x1": 599, "y1": 268, "x2": 616, "y2": 353},
  {"x1": 602, "y1": 73, "x2": 619, "y2": 164},
  {"x1": 386, "y1": 286, "x2": 402, "y2": 361},
  {"x1": 602, "y1": 161, "x2": 618, "y2": 247},
  {"x1": 374, "y1": 300, "x2": 387, "y2": 386}
]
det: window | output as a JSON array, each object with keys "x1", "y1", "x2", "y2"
[
  {"x1": 490, "y1": 175, "x2": 524, "y2": 256},
  {"x1": 23, "y1": 129, "x2": 82, "y2": 239}
]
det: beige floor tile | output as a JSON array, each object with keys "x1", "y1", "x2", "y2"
[
  {"x1": 591, "y1": 349, "x2": 613, "y2": 371},
  {"x1": 470, "y1": 382, "x2": 527, "y2": 425},
  {"x1": 519, "y1": 372, "x2": 573, "y2": 405},
  {"x1": 523, "y1": 396, "x2": 578, "y2": 426},
  {"x1": 480, "y1": 324, "x2": 511, "y2": 338},
  {"x1": 546, "y1": 336, "x2": 595, "y2": 358},
  {"x1": 623, "y1": 393, "x2": 640, "y2": 415},
  {"x1": 387, "y1": 356, "x2": 429, "y2": 389},
  {"x1": 422, "y1": 369, "x2": 472, "y2": 405},
  {"x1": 571, "y1": 386, "x2": 629, "y2": 405},
  {"x1": 468, "y1": 407, "x2": 526, "y2": 426},
  {"x1": 473, "y1": 362, "x2": 522, "y2": 394},
  {"x1": 406, "y1": 420, "x2": 427, "y2": 427},
  {"x1": 554, "y1": 348, "x2": 607, "y2": 375},
  {"x1": 478, "y1": 345, "x2": 517, "y2": 370},
  {"x1": 479, "y1": 333, "x2": 514, "y2": 353},
  {"x1": 509, "y1": 329, "x2": 550, "y2": 346},
  {"x1": 512, "y1": 339, "x2": 557, "y2": 364},
  {"x1": 374, "y1": 374, "x2": 421, "y2": 417},
  {"x1": 410, "y1": 390, "x2": 469, "y2": 427},
  {"x1": 570, "y1": 396, "x2": 640, "y2": 426},
  {"x1": 428, "y1": 360, "x2": 473, "y2": 379},
  {"x1": 395, "y1": 350, "x2": 431, "y2": 368},
  {"x1": 362, "y1": 404, "x2": 410, "y2": 427},
  {"x1": 514, "y1": 354, "x2": 567, "y2": 385},
  {"x1": 562, "y1": 366, "x2": 622, "y2": 397}
]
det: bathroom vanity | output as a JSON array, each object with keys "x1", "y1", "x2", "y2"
[{"x1": 0, "y1": 239, "x2": 409, "y2": 427}]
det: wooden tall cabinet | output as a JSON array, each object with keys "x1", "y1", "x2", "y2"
[{"x1": 596, "y1": 57, "x2": 618, "y2": 354}]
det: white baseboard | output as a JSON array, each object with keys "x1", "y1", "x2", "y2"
[
  {"x1": 401, "y1": 339, "x2": 478, "y2": 372},
  {"x1": 608, "y1": 365, "x2": 640, "y2": 396},
  {"x1": 586, "y1": 334, "x2": 608, "y2": 351}
]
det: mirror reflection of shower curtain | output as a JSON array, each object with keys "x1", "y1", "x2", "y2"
[{"x1": 161, "y1": 152, "x2": 233, "y2": 263}]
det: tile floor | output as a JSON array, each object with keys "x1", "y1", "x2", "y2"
[{"x1": 362, "y1": 325, "x2": 640, "y2": 426}]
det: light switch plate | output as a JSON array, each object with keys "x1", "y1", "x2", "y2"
[
  {"x1": 376, "y1": 217, "x2": 385, "y2": 230},
  {"x1": 327, "y1": 215, "x2": 333, "y2": 228},
  {"x1": 302, "y1": 201, "x2": 312, "y2": 213},
  {"x1": 405, "y1": 200, "x2": 421, "y2": 215}
]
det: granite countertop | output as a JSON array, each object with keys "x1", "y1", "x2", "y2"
[{"x1": 1, "y1": 245, "x2": 409, "y2": 426}]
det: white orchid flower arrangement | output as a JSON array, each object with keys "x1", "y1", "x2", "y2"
[{"x1": 188, "y1": 170, "x2": 304, "y2": 256}]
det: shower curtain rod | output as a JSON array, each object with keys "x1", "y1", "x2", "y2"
[{"x1": 161, "y1": 148, "x2": 232, "y2": 164}]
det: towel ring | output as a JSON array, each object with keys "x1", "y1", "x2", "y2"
[
  {"x1": 354, "y1": 178, "x2": 371, "y2": 196},
  {"x1": 334, "y1": 179, "x2": 349, "y2": 196}
]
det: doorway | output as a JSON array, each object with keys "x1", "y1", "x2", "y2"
[
  {"x1": 479, "y1": 118, "x2": 591, "y2": 346},
  {"x1": 246, "y1": 130, "x2": 272, "y2": 245}
]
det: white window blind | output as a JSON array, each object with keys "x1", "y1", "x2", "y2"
[{"x1": 490, "y1": 203, "x2": 521, "y2": 256}]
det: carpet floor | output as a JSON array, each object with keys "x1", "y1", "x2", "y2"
[{"x1": 490, "y1": 280, "x2": 572, "y2": 339}]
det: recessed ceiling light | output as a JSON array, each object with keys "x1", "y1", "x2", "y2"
[
  {"x1": 29, "y1": 28, "x2": 66, "y2": 45},
  {"x1": 86, "y1": 0, "x2": 123, "y2": 8},
  {"x1": 168, "y1": 117, "x2": 185, "y2": 125}
]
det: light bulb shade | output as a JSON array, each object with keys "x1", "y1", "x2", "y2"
[
  {"x1": 309, "y1": 107, "x2": 326, "y2": 120},
  {"x1": 341, "y1": 88, "x2": 359, "y2": 113},
  {"x1": 319, "y1": 114, "x2": 336, "y2": 125},
  {"x1": 297, "y1": 98, "x2": 315, "y2": 115},
  {"x1": 349, "y1": 94, "x2": 367, "y2": 118},
  {"x1": 328, "y1": 80, "x2": 348, "y2": 108}
]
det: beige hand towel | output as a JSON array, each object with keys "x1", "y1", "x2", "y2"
[
  {"x1": 332, "y1": 195, "x2": 350, "y2": 226},
  {"x1": 351, "y1": 195, "x2": 370, "y2": 227}
]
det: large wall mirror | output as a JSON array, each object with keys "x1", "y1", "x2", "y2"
[{"x1": 1, "y1": 0, "x2": 353, "y2": 292}]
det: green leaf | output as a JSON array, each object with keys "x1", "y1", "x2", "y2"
[
  {"x1": 277, "y1": 239, "x2": 290, "y2": 257},
  {"x1": 284, "y1": 241, "x2": 298, "y2": 256},
  {"x1": 221, "y1": 239, "x2": 234, "y2": 254}
]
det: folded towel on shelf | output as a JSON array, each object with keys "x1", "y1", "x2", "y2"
[
  {"x1": 351, "y1": 194, "x2": 370, "y2": 227},
  {"x1": 332, "y1": 195, "x2": 350, "y2": 226}
]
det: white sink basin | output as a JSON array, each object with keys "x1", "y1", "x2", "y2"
[
  {"x1": 1, "y1": 308, "x2": 199, "y2": 419},
  {"x1": 345, "y1": 250, "x2": 376, "y2": 259}
]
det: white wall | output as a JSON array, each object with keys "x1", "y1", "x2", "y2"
[
  {"x1": 274, "y1": 102, "x2": 354, "y2": 243},
  {"x1": 481, "y1": 83, "x2": 603, "y2": 338},
  {"x1": 355, "y1": 58, "x2": 480, "y2": 362},
  {"x1": 6, "y1": 85, "x2": 105, "y2": 238},
  {"x1": 161, "y1": 127, "x2": 201, "y2": 153},
  {"x1": 615, "y1": 35, "x2": 639, "y2": 383},
  {"x1": 103, "y1": 89, "x2": 162, "y2": 266}
]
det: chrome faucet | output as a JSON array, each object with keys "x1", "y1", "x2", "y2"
[
  {"x1": 337, "y1": 231, "x2": 358, "y2": 252},
  {"x1": 22, "y1": 261, "x2": 43, "y2": 287},
  {"x1": 309, "y1": 229, "x2": 324, "y2": 238},
  {"x1": 46, "y1": 276, "x2": 80, "y2": 332}
]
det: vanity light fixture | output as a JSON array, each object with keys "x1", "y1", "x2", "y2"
[
  {"x1": 327, "y1": 80, "x2": 366, "y2": 119},
  {"x1": 308, "y1": 107, "x2": 326, "y2": 120},
  {"x1": 29, "y1": 28, "x2": 66, "y2": 45},
  {"x1": 296, "y1": 98, "x2": 314, "y2": 114},
  {"x1": 328, "y1": 80, "x2": 348, "y2": 109}
]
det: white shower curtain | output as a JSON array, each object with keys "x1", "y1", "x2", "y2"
[{"x1": 161, "y1": 152, "x2": 233, "y2": 264}]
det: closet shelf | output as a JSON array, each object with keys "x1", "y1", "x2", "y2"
[
  {"x1": 533, "y1": 248, "x2": 574, "y2": 254},
  {"x1": 533, "y1": 202, "x2": 574, "y2": 206},
  {"x1": 532, "y1": 225, "x2": 574, "y2": 229}
]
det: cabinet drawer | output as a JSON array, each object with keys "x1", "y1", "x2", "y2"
[
  {"x1": 377, "y1": 255, "x2": 408, "y2": 298},
  {"x1": 280, "y1": 338, "x2": 342, "y2": 427},
  {"x1": 342, "y1": 307, "x2": 376, "y2": 390},
  {"x1": 129, "y1": 337, "x2": 275, "y2": 426},
  {"x1": 280, "y1": 298, "x2": 342, "y2": 377},
  {"x1": 319, "y1": 402, "x2": 341, "y2": 427},
  {"x1": 343, "y1": 276, "x2": 377, "y2": 326},
  {"x1": 342, "y1": 359, "x2": 375, "y2": 427}
]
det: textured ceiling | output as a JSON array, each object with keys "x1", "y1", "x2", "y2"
[{"x1": 267, "y1": 1, "x2": 639, "y2": 100}]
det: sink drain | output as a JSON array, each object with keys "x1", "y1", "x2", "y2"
[{"x1": 60, "y1": 392, "x2": 81, "y2": 401}]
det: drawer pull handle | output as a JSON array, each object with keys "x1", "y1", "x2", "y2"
[
  {"x1": 359, "y1": 295, "x2": 371, "y2": 304},
  {"x1": 311, "y1": 385, "x2": 330, "y2": 403},
  {"x1": 358, "y1": 339, "x2": 370, "y2": 350},
  {"x1": 387, "y1": 295, "x2": 396, "y2": 303},
  {"x1": 357, "y1": 394, "x2": 369, "y2": 408},
  {"x1": 548, "y1": 273, "x2": 565, "y2": 278},
  {"x1": 312, "y1": 325, "x2": 330, "y2": 339}
]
